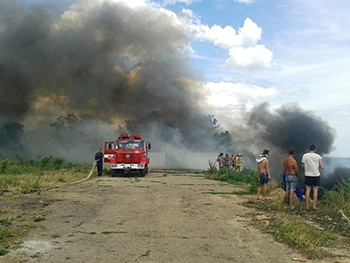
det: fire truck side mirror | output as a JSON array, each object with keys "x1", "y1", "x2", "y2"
[{"x1": 148, "y1": 143, "x2": 151, "y2": 150}]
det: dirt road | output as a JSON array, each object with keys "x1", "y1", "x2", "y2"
[{"x1": 1, "y1": 171, "x2": 333, "y2": 263}]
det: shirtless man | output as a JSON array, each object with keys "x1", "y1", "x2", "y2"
[
  {"x1": 283, "y1": 148, "x2": 299, "y2": 209},
  {"x1": 256, "y1": 149, "x2": 270, "y2": 200}
]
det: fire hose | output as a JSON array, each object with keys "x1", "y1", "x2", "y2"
[
  {"x1": 41, "y1": 161, "x2": 97, "y2": 191},
  {"x1": 69, "y1": 161, "x2": 96, "y2": 185},
  {"x1": 339, "y1": 209, "x2": 350, "y2": 225}
]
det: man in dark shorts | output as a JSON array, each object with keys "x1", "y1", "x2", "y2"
[
  {"x1": 301, "y1": 144, "x2": 324, "y2": 210},
  {"x1": 256, "y1": 149, "x2": 270, "y2": 200}
]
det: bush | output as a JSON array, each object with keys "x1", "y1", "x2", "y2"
[
  {"x1": 53, "y1": 158, "x2": 64, "y2": 170},
  {"x1": 204, "y1": 167, "x2": 260, "y2": 194},
  {"x1": 0, "y1": 159, "x2": 10, "y2": 174},
  {"x1": 321, "y1": 178, "x2": 350, "y2": 227}
]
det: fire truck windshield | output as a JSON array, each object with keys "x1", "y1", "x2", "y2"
[{"x1": 117, "y1": 141, "x2": 144, "y2": 149}]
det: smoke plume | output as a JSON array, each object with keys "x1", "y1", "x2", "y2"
[
  {"x1": 229, "y1": 102, "x2": 337, "y2": 178},
  {"x1": 0, "y1": 0, "x2": 215, "y2": 162},
  {"x1": 0, "y1": 0, "x2": 345, "y2": 184}
]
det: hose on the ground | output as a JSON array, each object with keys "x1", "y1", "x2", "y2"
[
  {"x1": 69, "y1": 161, "x2": 96, "y2": 185},
  {"x1": 43, "y1": 161, "x2": 97, "y2": 191},
  {"x1": 1, "y1": 161, "x2": 97, "y2": 194}
]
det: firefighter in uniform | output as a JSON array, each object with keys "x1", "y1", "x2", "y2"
[
  {"x1": 234, "y1": 153, "x2": 243, "y2": 172},
  {"x1": 94, "y1": 148, "x2": 104, "y2": 176}
]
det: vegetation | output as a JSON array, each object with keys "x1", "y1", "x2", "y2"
[
  {"x1": 204, "y1": 163, "x2": 260, "y2": 195},
  {"x1": 1, "y1": 157, "x2": 349, "y2": 260},
  {"x1": 0, "y1": 156, "x2": 91, "y2": 193},
  {"x1": 204, "y1": 166, "x2": 350, "y2": 260}
]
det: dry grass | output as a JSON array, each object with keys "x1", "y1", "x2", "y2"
[{"x1": 0, "y1": 160, "x2": 93, "y2": 194}]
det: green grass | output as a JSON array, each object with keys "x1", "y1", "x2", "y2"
[
  {"x1": 264, "y1": 213, "x2": 336, "y2": 258},
  {"x1": 247, "y1": 184, "x2": 350, "y2": 259},
  {"x1": 205, "y1": 165, "x2": 350, "y2": 260},
  {"x1": 0, "y1": 218, "x2": 12, "y2": 227},
  {"x1": 204, "y1": 167, "x2": 260, "y2": 194},
  {"x1": 0, "y1": 157, "x2": 91, "y2": 193},
  {"x1": 140, "y1": 250, "x2": 151, "y2": 257},
  {"x1": 0, "y1": 247, "x2": 9, "y2": 256},
  {"x1": 320, "y1": 178, "x2": 350, "y2": 228},
  {"x1": 101, "y1": 231, "x2": 127, "y2": 234},
  {"x1": 33, "y1": 217, "x2": 46, "y2": 222}
]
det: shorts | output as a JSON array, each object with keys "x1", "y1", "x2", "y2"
[
  {"x1": 259, "y1": 173, "x2": 269, "y2": 185},
  {"x1": 305, "y1": 176, "x2": 320, "y2": 187},
  {"x1": 285, "y1": 174, "x2": 298, "y2": 191}
]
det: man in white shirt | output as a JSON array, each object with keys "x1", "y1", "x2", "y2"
[{"x1": 301, "y1": 144, "x2": 324, "y2": 210}]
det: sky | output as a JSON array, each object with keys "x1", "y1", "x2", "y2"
[
  {"x1": 136, "y1": 0, "x2": 350, "y2": 157},
  {"x1": 1, "y1": 0, "x2": 349, "y2": 161}
]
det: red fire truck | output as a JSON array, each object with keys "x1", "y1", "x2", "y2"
[{"x1": 103, "y1": 133, "x2": 151, "y2": 177}]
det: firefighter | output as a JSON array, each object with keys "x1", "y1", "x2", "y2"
[
  {"x1": 216, "y1": 153, "x2": 224, "y2": 169},
  {"x1": 234, "y1": 153, "x2": 243, "y2": 172},
  {"x1": 94, "y1": 148, "x2": 104, "y2": 176}
]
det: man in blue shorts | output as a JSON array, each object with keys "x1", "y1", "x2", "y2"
[
  {"x1": 256, "y1": 149, "x2": 270, "y2": 200},
  {"x1": 283, "y1": 148, "x2": 299, "y2": 209},
  {"x1": 282, "y1": 173, "x2": 305, "y2": 202},
  {"x1": 301, "y1": 144, "x2": 324, "y2": 210}
]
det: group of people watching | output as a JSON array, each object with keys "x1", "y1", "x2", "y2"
[
  {"x1": 216, "y1": 152, "x2": 243, "y2": 172},
  {"x1": 256, "y1": 145, "x2": 324, "y2": 211}
]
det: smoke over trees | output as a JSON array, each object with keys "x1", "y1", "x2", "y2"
[
  {"x1": 246, "y1": 102, "x2": 336, "y2": 155},
  {"x1": 0, "y1": 0, "x2": 215, "y2": 160},
  {"x1": 0, "y1": 122, "x2": 24, "y2": 149},
  {"x1": 0, "y1": 0, "x2": 340, "y2": 174}
]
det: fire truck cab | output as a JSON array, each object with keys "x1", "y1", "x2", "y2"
[{"x1": 103, "y1": 133, "x2": 151, "y2": 177}]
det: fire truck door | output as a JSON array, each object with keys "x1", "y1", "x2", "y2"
[{"x1": 103, "y1": 141, "x2": 115, "y2": 163}]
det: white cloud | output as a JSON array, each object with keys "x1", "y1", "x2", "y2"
[
  {"x1": 206, "y1": 81, "x2": 277, "y2": 107},
  {"x1": 204, "y1": 81, "x2": 277, "y2": 126},
  {"x1": 108, "y1": 2, "x2": 273, "y2": 69},
  {"x1": 226, "y1": 45, "x2": 273, "y2": 69},
  {"x1": 110, "y1": 0, "x2": 148, "y2": 7},
  {"x1": 234, "y1": 0, "x2": 254, "y2": 4},
  {"x1": 191, "y1": 18, "x2": 273, "y2": 69},
  {"x1": 194, "y1": 24, "x2": 240, "y2": 49},
  {"x1": 238, "y1": 18, "x2": 262, "y2": 48},
  {"x1": 163, "y1": 0, "x2": 201, "y2": 5}
]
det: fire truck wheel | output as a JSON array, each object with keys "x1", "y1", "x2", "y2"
[
  {"x1": 140, "y1": 169, "x2": 146, "y2": 177},
  {"x1": 111, "y1": 169, "x2": 117, "y2": 177}
]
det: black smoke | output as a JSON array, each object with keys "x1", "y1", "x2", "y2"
[
  {"x1": 229, "y1": 102, "x2": 337, "y2": 178},
  {"x1": 0, "y1": 0, "x2": 344, "y2": 177},
  {"x1": 0, "y1": 0, "x2": 216, "y2": 162}
]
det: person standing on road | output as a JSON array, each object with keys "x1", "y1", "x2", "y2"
[
  {"x1": 229, "y1": 154, "x2": 235, "y2": 170},
  {"x1": 216, "y1": 153, "x2": 224, "y2": 169},
  {"x1": 95, "y1": 148, "x2": 104, "y2": 177},
  {"x1": 256, "y1": 149, "x2": 270, "y2": 200},
  {"x1": 301, "y1": 144, "x2": 324, "y2": 210},
  {"x1": 223, "y1": 153, "x2": 230, "y2": 168},
  {"x1": 283, "y1": 148, "x2": 299, "y2": 210}
]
